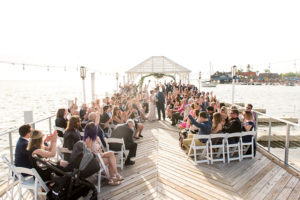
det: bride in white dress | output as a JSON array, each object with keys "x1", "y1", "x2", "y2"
[{"x1": 148, "y1": 90, "x2": 157, "y2": 121}]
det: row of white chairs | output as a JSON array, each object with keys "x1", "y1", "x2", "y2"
[
  {"x1": 187, "y1": 131, "x2": 256, "y2": 165},
  {"x1": 1, "y1": 156, "x2": 49, "y2": 200}
]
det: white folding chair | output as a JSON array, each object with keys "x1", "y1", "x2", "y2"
[
  {"x1": 96, "y1": 153, "x2": 110, "y2": 193},
  {"x1": 1, "y1": 156, "x2": 15, "y2": 200},
  {"x1": 105, "y1": 138, "x2": 127, "y2": 170},
  {"x1": 226, "y1": 132, "x2": 242, "y2": 163},
  {"x1": 53, "y1": 126, "x2": 65, "y2": 145},
  {"x1": 209, "y1": 134, "x2": 226, "y2": 164},
  {"x1": 14, "y1": 167, "x2": 49, "y2": 200},
  {"x1": 240, "y1": 131, "x2": 256, "y2": 160},
  {"x1": 56, "y1": 145, "x2": 72, "y2": 160},
  {"x1": 187, "y1": 135, "x2": 210, "y2": 165}
]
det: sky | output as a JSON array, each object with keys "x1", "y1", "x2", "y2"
[{"x1": 0, "y1": 0, "x2": 300, "y2": 80}]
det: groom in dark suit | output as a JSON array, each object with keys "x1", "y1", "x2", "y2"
[{"x1": 155, "y1": 87, "x2": 166, "y2": 120}]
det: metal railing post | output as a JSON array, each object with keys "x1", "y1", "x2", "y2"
[
  {"x1": 268, "y1": 117, "x2": 272, "y2": 152},
  {"x1": 49, "y1": 117, "x2": 52, "y2": 134},
  {"x1": 284, "y1": 124, "x2": 290, "y2": 165},
  {"x1": 8, "y1": 132, "x2": 13, "y2": 164}
]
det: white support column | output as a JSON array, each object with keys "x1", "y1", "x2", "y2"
[
  {"x1": 82, "y1": 79, "x2": 86, "y2": 103},
  {"x1": 91, "y1": 72, "x2": 95, "y2": 101},
  {"x1": 24, "y1": 111, "x2": 34, "y2": 129}
]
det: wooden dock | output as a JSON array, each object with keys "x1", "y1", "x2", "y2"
[
  {"x1": 98, "y1": 121, "x2": 300, "y2": 200},
  {"x1": 1, "y1": 121, "x2": 299, "y2": 200}
]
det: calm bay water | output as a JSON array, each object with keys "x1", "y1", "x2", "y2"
[{"x1": 0, "y1": 80, "x2": 299, "y2": 182}]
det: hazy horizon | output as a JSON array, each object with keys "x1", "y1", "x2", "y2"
[{"x1": 1, "y1": 0, "x2": 300, "y2": 80}]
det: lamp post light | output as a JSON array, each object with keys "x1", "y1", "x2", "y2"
[
  {"x1": 80, "y1": 66, "x2": 87, "y2": 103},
  {"x1": 116, "y1": 72, "x2": 119, "y2": 92},
  {"x1": 198, "y1": 72, "x2": 202, "y2": 93},
  {"x1": 232, "y1": 65, "x2": 237, "y2": 105}
]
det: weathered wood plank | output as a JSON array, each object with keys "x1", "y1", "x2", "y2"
[
  {"x1": 252, "y1": 168, "x2": 287, "y2": 200},
  {"x1": 244, "y1": 166, "x2": 283, "y2": 199},
  {"x1": 287, "y1": 180, "x2": 300, "y2": 200},
  {"x1": 238, "y1": 161, "x2": 276, "y2": 196},
  {"x1": 263, "y1": 172, "x2": 293, "y2": 200},
  {"x1": 275, "y1": 177, "x2": 299, "y2": 200}
]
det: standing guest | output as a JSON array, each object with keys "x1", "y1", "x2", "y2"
[
  {"x1": 84, "y1": 122, "x2": 123, "y2": 186},
  {"x1": 110, "y1": 120, "x2": 137, "y2": 166},
  {"x1": 15, "y1": 124, "x2": 32, "y2": 170},
  {"x1": 155, "y1": 87, "x2": 166, "y2": 120},
  {"x1": 55, "y1": 108, "x2": 68, "y2": 137},
  {"x1": 63, "y1": 116, "x2": 82, "y2": 160},
  {"x1": 222, "y1": 109, "x2": 242, "y2": 144}
]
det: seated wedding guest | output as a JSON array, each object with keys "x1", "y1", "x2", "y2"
[
  {"x1": 129, "y1": 107, "x2": 144, "y2": 139},
  {"x1": 210, "y1": 113, "x2": 224, "y2": 145},
  {"x1": 179, "y1": 103, "x2": 195, "y2": 130},
  {"x1": 246, "y1": 104, "x2": 257, "y2": 125},
  {"x1": 112, "y1": 106, "x2": 123, "y2": 125},
  {"x1": 55, "y1": 108, "x2": 68, "y2": 137},
  {"x1": 79, "y1": 103, "x2": 88, "y2": 121},
  {"x1": 110, "y1": 119, "x2": 137, "y2": 166},
  {"x1": 211, "y1": 113, "x2": 223, "y2": 134},
  {"x1": 84, "y1": 122, "x2": 123, "y2": 186},
  {"x1": 27, "y1": 130, "x2": 68, "y2": 181},
  {"x1": 183, "y1": 111, "x2": 212, "y2": 153},
  {"x1": 242, "y1": 110, "x2": 256, "y2": 155},
  {"x1": 88, "y1": 112, "x2": 107, "y2": 147},
  {"x1": 220, "y1": 106, "x2": 229, "y2": 124},
  {"x1": 100, "y1": 106, "x2": 112, "y2": 133},
  {"x1": 222, "y1": 109, "x2": 242, "y2": 144},
  {"x1": 63, "y1": 116, "x2": 82, "y2": 160},
  {"x1": 15, "y1": 124, "x2": 32, "y2": 170},
  {"x1": 207, "y1": 106, "x2": 214, "y2": 121},
  {"x1": 171, "y1": 100, "x2": 184, "y2": 126}
]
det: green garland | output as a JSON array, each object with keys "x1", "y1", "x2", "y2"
[{"x1": 139, "y1": 73, "x2": 176, "y2": 88}]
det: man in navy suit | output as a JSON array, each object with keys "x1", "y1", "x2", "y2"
[
  {"x1": 14, "y1": 124, "x2": 32, "y2": 169},
  {"x1": 155, "y1": 87, "x2": 166, "y2": 120}
]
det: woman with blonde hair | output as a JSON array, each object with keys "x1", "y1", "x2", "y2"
[
  {"x1": 211, "y1": 113, "x2": 224, "y2": 134},
  {"x1": 27, "y1": 130, "x2": 68, "y2": 181}
]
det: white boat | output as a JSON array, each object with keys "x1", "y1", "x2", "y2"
[
  {"x1": 202, "y1": 61, "x2": 217, "y2": 87},
  {"x1": 202, "y1": 81, "x2": 217, "y2": 87}
]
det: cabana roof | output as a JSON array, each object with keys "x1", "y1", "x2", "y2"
[{"x1": 126, "y1": 56, "x2": 191, "y2": 74}]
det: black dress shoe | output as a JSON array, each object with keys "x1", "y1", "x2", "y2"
[
  {"x1": 139, "y1": 135, "x2": 143, "y2": 137},
  {"x1": 125, "y1": 160, "x2": 135, "y2": 166}
]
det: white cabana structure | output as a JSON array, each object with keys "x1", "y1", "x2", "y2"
[{"x1": 126, "y1": 56, "x2": 191, "y2": 83}]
